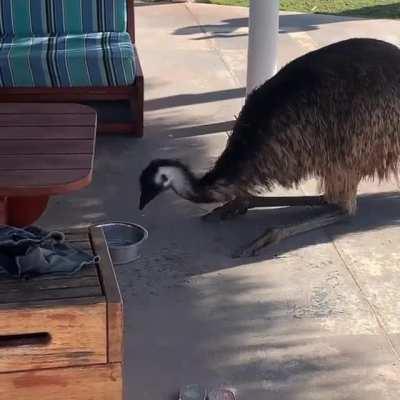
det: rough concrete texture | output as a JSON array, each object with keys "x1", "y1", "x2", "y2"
[{"x1": 40, "y1": 3, "x2": 400, "y2": 399}]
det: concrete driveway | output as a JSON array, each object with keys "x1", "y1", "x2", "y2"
[{"x1": 41, "y1": 2, "x2": 400, "y2": 399}]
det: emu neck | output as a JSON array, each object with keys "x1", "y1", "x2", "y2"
[
  {"x1": 167, "y1": 167, "x2": 197, "y2": 200},
  {"x1": 163, "y1": 165, "x2": 221, "y2": 203}
]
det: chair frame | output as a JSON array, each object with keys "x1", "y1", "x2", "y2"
[{"x1": 0, "y1": 0, "x2": 144, "y2": 137}]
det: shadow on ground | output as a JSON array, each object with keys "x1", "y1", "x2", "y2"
[
  {"x1": 117, "y1": 183, "x2": 400, "y2": 398},
  {"x1": 144, "y1": 87, "x2": 244, "y2": 137},
  {"x1": 122, "y1": 270, "x2": 393, "y2": 399},
  {"x1": 333, "y1": 3, "x2": 400, "y2": 19},
  {"x1": 173, "y1": 13, "x2": 361, "y2": 40},
  {"x1": 145, "y1": 88, "x2": 245, "y2": 112},
  {"x1": 128, "y1": 190, "x2": 400, "y2": 279}
]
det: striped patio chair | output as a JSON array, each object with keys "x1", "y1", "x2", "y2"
[{"x1": 0, "y1": 0, "x2": 143, "y2": 136}]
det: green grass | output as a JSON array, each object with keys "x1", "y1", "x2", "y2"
[{"x1": 198, "y1": 0, "x2": 400, "y2": 19}]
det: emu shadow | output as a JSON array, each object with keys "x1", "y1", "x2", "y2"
[{"x1": 224, "y1": 191, "x2": 400, "y2": 264}]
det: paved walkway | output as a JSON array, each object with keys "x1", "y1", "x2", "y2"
[{"x1": 42, "y1": 3, "x2": 400, "y2": 399}]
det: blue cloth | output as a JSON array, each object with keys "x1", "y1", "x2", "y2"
[{"x1": 0, "y1": 225, "x2": 99, "y2": 279}]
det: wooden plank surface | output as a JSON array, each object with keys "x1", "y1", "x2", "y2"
[
  {"x1": 0, "y1": 103, "x2": 95, "y2": 114},
  {"x1": 0, "y1": 154, "x2": 92, "y2": 170},
  {"x1": 0, "y1": 103, "x2": 96, "y2": 196},
  {"x1": 0, "y1": 272, "x2": 98, "y2": 289},
  {"x1": 0, "y1": 286, "x2": 102, "y2": 304},
  {"x1": 0, "y1": 140, "x2": 93, "y2": 154},
  {"x1": 90, "y1": 226, "x2": 123, "y2": 363},
  {"x1": 0, "y1": 263, "x2": 98, "y2": 282},
  {"x1": 0, "y1": 363, "x2": 122, "y2": 400},
  {"x1": 89, "y1": 227, "x2": 121, "y2": 303},
  {"x1": 0, "y1": 126, "x2": 94, "y2": 139},
  {"x1": 0, "y1": 170, "x2": 93, "y2": 196},
  {"x1": 0, "y1": 114, "x2": 96, "y2": 126},
  {"x1": 0, "y1": 296, "x2": 104, "y2": 310},
  {"x1": 0, "y1": 229, "x2": 101, "y2": 304},
  {"x1": 0, "y1": 302, "x2": 107, "y2": 372},
  {"x1": 0, "y1": 276, "x2": 99, "y2": 292}
]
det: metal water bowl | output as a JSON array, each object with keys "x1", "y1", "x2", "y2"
[{"x1": 97, "y1": 222, "x2": 148, "y2": 265}]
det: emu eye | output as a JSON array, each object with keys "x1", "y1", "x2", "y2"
[{"x1": 161, "y1": 174, "x2": 168, "y2": 183}]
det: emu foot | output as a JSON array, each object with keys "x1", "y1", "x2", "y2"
[
  {"x1": 232, "y1": 208, "x2": 348, "y2": 258},
  {"x1": 203, "y1": 198, "x2": 250, "y2": 222},
  {"x1": 233, "y1": 227, "x2": 283, "y2": 258}
]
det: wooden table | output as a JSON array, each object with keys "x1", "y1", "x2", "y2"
[
  {"x1": 0, "y1": 103, "x2": 96, "y2": 227},
  {"x1": 0, "y1": 226, "x2": 123, "y2": 400}
]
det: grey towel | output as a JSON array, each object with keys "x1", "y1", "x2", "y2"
[{"x1": 0, "y1": 225, "x2": 99, "y2": 279}]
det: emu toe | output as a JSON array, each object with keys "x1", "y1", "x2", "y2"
[{"x1": 232, "y1": 228, "x2": 283, "y2": 258}]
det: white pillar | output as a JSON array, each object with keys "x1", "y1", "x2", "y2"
[{"x1": 246, "y1": 0, "x2": 279, "y2": 96}]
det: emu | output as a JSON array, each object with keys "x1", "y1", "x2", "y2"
[{"x1": 139, "y1": 38, "x2": 400, "y2": 257}]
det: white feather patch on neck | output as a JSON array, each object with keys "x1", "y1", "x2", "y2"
[{"x1": 155, "y1": 166, "x2": 193, "y2": 198}]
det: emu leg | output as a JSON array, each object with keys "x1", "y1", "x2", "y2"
[
  {"x1": 203, "y1": 195, "x2": 327, "y2": 222},
  {"x1": 203, "y1": 198, "x2": 251, "y2": 221},
  {"x1": 233, "y1": 207, "x2": 348, "y2": 258}
]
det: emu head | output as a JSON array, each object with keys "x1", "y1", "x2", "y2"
[{"x1": 139, "y1": 159, "x2": 189, "y2": 209}]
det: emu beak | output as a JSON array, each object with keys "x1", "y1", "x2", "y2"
[{"x1": 139, "y1": 189, "x2": 159, "y2": 210}]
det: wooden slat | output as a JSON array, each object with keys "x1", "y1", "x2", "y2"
[
  {"x1": 64, "y1": 229, "x2": 93, "y2": 240},
  {"x1": 0, "y1": 276, "x2": 100, "y2": 293},
  {"x1": 64, "y1": 238, "x2": 93, "y2": 251},
  {"x1": 0, "y1": 296, "x2": 104, "y2": 310},
  {"x1": 0, "y1": 363, "x2": 122, "y2": 400},
  {"x1": 59, "y1": 228, "x2": 93, "y2": 255},
  {"x1": 0, "y1": 86, "x2": 133, "y2": 98},
  {"x1": 70, "y1": 243, "x2": 93, "y2": 254},
  {"x1": 0, "y1": 302, "x2": 107, "y2": 372},
  {"x1": 0, "y1": 170, "x2": 92, "y2": 196},
  {"x1": 89, "y1": 227, "x2": 121, "y2": 303},
  {"x1": 0, "y1": 126, "x2": 95, "y2": 139},
  {"x1": 0, "y1": 154, "x2": 91, "y2": 170},
  {"x1": 0, "y1": 114, "x2": 96, "y2": 126},
  {"x1": 0, "y1": 103, "x2": 96, "y2": 114},
  {"x1": 0, "y1": 140, "x2": 93, "y2": 155},
  {"x1": 90, "y1": 226, "x2": 123, "y2": 363},
  {"x1": 0, "y1": 286, "x2": 102, "y2": 304},
  {"x1": 0, "y1": 265, "x2": 98, "y2": 284}
]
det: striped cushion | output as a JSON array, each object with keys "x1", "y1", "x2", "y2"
[
  {"x1": 0, "y1": 0, "x2": 127, "y2": 36},
  {"x1": 0, "y1": 32, "x2": 136, "y2": 87}
]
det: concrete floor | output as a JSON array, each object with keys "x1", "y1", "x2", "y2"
[{"x1": 41, "y1": 2, "x2": 400, "y2": 399}]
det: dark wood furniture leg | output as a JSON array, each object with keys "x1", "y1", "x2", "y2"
[
  {"x1": 0, "y1": 196, "x2": 49, "y2": 227},
  {"x1": 130, "y1": 78, "x2": 143, "y2": 137},
  {"x1": 130, "y1": 46, "x2": 144, "y2": 137},
  {"x1": 8, "y1": 196, "x2": 49, "y2": 227}
]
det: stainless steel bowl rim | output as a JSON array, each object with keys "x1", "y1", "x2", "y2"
[{"x1": 95, "y1": 222, "x2": 149, "y2": 248}]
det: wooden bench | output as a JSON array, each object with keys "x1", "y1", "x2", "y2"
[
  {"x1": 0, "y1": 226, "x2": 123, "y2": 400},
  {"x1": 0, "y1": 0, "x2": 143, "y2": 137}
]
